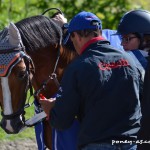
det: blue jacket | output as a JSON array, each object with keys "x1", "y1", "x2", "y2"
[{"x1": 50, "y1": 38, "x2": 142, "y2": 148}]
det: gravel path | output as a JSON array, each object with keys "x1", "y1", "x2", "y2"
[{"x1": 0, "y1": 138, "x2": 38, "y2": 150}]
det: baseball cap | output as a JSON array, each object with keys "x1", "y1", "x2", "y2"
[{"x1": 63, "y1": 11, "x2": 102, "y2": 44}]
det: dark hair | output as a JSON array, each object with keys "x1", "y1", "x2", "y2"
[
  {"x1": 132, "y1": 33, "x2": 150, "y2": 51},
  {"x1": 15, "y1": 15, "x2": 62, "y2": 51},
  {"x1": 141, "y1": 35, "x2": 150, "y2": 51},
  {"x1": 71, "y1": 29, "x2": 102, "y2": 38}
]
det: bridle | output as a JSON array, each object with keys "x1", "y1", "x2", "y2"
[{"x1": 34, "y1": 46, "x2": 60, "y2": 97}]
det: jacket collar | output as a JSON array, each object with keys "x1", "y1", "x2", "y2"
[{"x1": 80, "y1": 36, "x2": 106, "y2": 55}]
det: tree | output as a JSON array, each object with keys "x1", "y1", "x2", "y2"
[{"x1": 56, "y1": 0, "x2": 131, "y2": 29}]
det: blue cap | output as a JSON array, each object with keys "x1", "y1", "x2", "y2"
[
  {"x1": 68, "y1": 11, "x2": 102, "y2": 33},
  {"x1": 63, "y1": 11, "x2": 102, "y2": 44}
]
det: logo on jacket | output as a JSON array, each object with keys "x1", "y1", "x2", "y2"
[{"x1": 98, "y1": 59, "x2": 129, "y2": 70}]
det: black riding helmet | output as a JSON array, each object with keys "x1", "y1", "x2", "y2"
[
  {"x1": 116, "y1": 9, "x2": 150, "y2": 50},
  {"x1": 116, "y1": 9, "x2": 150, "y2": 35}
]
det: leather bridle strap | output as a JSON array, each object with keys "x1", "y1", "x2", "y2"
[
  {"x1": 1, "y1": 108, "x2": 25, "y2": 120},
  {"x1": 34, "y1": 44, "x2": 60, "y2": 97}
]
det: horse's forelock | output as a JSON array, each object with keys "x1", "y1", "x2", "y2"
[{"x1": 15, "y1": 15, "x2": 62, "y2": 52}]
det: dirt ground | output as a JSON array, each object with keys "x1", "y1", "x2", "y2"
[{"x1": 0, "y1": 138, "x2": 38, "y2": 150}]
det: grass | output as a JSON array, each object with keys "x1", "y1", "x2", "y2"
[{"x1": 0, "y1": 93, "x2": 36, "y2": 142}]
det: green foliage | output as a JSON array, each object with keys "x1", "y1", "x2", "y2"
[
  {"x1": 57, "y1": 0, "x2": 131, "y2": 29},
  {"x1": 0, "y1": 0, "x2": 149, "y2": 30}
]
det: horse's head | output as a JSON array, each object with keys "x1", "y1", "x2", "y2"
[{"x1": 0, "y1": 23, "x2": 34, "y2": 134}]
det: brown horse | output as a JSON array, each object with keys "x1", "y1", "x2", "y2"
[
  {"x1": 0, "y1": 23, "x2": 34, "y2": 134},
  {"x1": 14, "y1": 14, "x2": 77, "y2": 149}
]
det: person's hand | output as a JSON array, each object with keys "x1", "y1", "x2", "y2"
[
  {"x1": 39, "y1": 97, "x2": 56, "y2": 120},
  {"x1": 52, "y1": 13, "x2": 67, "y2": 27}
]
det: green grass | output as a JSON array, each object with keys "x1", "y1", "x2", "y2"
[{"x1": 0, "y1": 93, "x2": 36, "y2": 142}]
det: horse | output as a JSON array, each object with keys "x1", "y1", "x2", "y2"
[
  {"x1": 0, "y1": 23, "x2": 34, "y2": 134},
  {"x1": 0, "y1": 11, "x2": 77, "y2": 149}
]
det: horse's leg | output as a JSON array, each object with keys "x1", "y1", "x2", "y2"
[{"x1": 43, "y1": 120, "x2": 52, "y2": 150}]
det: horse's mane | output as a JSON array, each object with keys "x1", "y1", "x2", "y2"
[{"x1": 15, "y1": 15, "x2": 62, "y2": 52}]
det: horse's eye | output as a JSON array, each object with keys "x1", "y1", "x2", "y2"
[{"x1": 18, "y1": 71, "x2": 28, "y2": 80}]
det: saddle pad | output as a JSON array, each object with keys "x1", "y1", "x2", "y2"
[{"x1": 0, "y1": 52, "x2": 21, "y2": 77}]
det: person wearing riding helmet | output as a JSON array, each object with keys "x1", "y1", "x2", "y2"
[
  {"x1": 115, "y1": 9, "x2": 150, "y2": 150},
  {"x1": 121, "y1": 33, "x2": 141, "y2": 51},
  {"x1": 116, "y1": 9, "x2": 149, "y2": 69},
  {"x1": 120, "y1": 32, "x2": 147, "y2": 82}
]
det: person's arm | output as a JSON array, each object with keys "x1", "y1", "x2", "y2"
[{"x1": 50, "y1": 67, "x2": 80, "y2": 130}]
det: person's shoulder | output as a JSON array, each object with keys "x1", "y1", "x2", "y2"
[{"x1": 100, "y1": 43, "x2": 124, "y2": 55}]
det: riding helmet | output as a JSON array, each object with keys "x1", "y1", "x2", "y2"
[{"x1": 116, "y1": 9, "x2": 150, "y2": 35}]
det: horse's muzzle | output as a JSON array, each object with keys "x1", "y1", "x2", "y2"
[{"x1": 0, "y1": 115, "x2": 25, "y2": 134}]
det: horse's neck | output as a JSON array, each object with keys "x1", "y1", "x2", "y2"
[
  {"x1": 26, "y1": 46, "x2": 77, "y2": 97},
  {"x1": 27, "y1": 48, "x2": 55, "y2": 90},
  {"x1": 60, "y1": 46, "x2": 77, "y2": 67}
]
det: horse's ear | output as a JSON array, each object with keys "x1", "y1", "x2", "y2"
[{"x1": 8, "y1": 22, "x2": 21, "y2": 47}]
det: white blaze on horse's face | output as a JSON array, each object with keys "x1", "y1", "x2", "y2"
[
  {"x1": 1, "y1": 77, "x2": 14, "y2": 132},
  {"x1": 0, "y1": 22, "x2": 25, "y2": 133},
  {"x1": 0, "y1": 23, "x2": 21, "y2": 116},
  {"x1": 1, "y1": 77, "x2": 13, "y2": 115}
]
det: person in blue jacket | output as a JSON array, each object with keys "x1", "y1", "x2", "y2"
[
  {"x1": 114, "y1": 9, "x2": 150, "y2": 150},
  {"x1": 40, "y1": 11, "x2": 143, "y2": 150}
]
